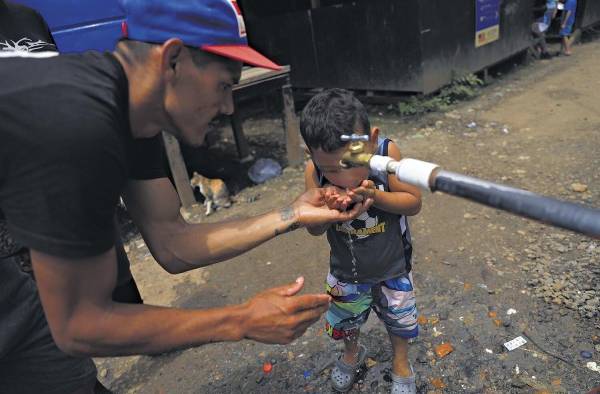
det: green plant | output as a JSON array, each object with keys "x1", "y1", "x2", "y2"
[{"x1": 397, "y1": 74, "x2": 483, "y2": 116}]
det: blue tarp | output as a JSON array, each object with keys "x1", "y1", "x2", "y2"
[{"x1": 12, "y1": 0, "x2": 124, "y2": 52}]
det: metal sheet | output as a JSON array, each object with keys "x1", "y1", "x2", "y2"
[
  {"x1": 243, "y1": 0, "x2": 423, "y2": 91},
  {"x1": 581, "y1": 0, "x2": 600, "y2": 28},
  {"x1": 308, "y1": 0, "x2": 423, "y2": 91},
  {"x1": 242, "y1": 0, "x2": 536, "y2": 93},
  {"x1": 419, "y1": 0, "x2": 535, "y2": 93}
]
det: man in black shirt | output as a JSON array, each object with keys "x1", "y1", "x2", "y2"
[
  {"x1": 0, "y1": 0, "x2": 373, "y2": 392},
  {"x1": 1, "y1": 2, "x2": 145, "y2": 392}
]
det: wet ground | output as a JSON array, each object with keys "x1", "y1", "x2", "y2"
[{"x1": 97, "y1": 38, "x2": 600, "y2": 393}]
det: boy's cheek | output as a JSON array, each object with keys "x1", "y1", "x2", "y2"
[{"x1": 327, "y1": 172, "x2": 366, "y2": 189}]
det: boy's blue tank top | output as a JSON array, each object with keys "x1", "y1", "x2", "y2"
[{"x1": 316, "y1": 137, "x2": 413, "y2": 284}]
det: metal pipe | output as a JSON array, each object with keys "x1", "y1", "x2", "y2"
[
  {"x1": 365, "y1": 155, "x2": 600, "y2": 238},
  {"x1": 432, "y1": 170, "x2": 600, "y2": 237}
]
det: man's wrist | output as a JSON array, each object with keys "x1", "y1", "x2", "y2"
[
  {"x1": 227, "y1": 303, "x2": 250, "y2": 341},
  {"x1": 274, "y1": 205, "x2": 301, "y2": 236}
]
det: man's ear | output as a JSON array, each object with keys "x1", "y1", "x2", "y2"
[{"x1": 160, "y1": 38, "x2": 185, "y2": 80}]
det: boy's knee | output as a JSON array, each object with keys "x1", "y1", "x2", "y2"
[
  {"x1": 387, "y1": 325, "x2": 419, "y2": 339},
  {"x1": 325, "y1": 321, "x2": 360, "y2": 340}
]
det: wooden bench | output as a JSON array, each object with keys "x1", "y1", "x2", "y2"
[{"x1": 162, "y1": 65, "x2": 303, "y2": 215}]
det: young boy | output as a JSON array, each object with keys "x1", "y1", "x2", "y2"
[{"x1": 300, "y1": 89, "x2": 422, "y2": 393}]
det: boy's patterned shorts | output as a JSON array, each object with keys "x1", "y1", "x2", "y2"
[{"x1": 325, "y1": 272, "x2": 418, "y2": 340}]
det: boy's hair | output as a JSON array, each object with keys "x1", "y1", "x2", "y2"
[{"x1": 300, "y1": 88, "x2": 370, "y2": 152}]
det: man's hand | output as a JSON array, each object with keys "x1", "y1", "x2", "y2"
[
  {"x1": 292, "y1": 188, "x2": 374, "y2": 228},
  {"x1": 243, "y1": 277, "x2": 330, "y2": 344}
]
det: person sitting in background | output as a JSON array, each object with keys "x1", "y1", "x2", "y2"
[{"x1": 532, "y1": 0, "x2": 558, "y2": 59}]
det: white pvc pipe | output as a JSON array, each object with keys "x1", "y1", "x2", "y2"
[{"x1": 369, "y1": 156, "x2": 440, "y2": 191}]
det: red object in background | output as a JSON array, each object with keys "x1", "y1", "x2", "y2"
[{"x1": 262, "y1": 362, "x2": 273, "y2": 374}]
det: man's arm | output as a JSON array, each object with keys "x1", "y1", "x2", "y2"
[
  {"x1": 31, "y1": 247, "x2": 329, "y2": 357},
  {"x1": 123, "y1": 177, "x2": 369, "y2": 274}
]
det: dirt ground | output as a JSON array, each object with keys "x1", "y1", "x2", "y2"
[{"x1": 97, "y1": 38, "x2": 600, "y2": 393}]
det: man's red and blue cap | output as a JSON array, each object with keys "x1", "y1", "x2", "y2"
[{"x1": 118, "y1": 0, "x2": 281, "y2": 70}]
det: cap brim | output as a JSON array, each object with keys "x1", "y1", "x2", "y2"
[{"x1": 201, "y1": 45, "x2": 282, "y2": 71}]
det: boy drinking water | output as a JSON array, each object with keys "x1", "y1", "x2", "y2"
[{"x1": 300, "y1": 89, "x2": 422, "y2": 393}]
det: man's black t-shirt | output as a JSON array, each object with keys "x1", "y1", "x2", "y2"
[
  {"x1": 0, "y1": 51, "x2": 165, "y2": 258},
  {"x1": 0, "y1": 1, "x2": 57, "y2": 53}
]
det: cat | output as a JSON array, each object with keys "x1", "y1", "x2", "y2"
[{"x1": 190, "y1": 171, "x2": 232, "y2": 216}]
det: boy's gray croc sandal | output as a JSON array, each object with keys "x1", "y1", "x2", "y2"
[
  {"x1": 391, "y1": 365, "x2": 416, "y2": 394},
  {"x1": 331, "y1": 344, "x2": 367, "y2": 392}
]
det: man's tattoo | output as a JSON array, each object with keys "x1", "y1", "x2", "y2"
[
  {"x1": 275, "y1": 206, "x2": 301, "y2": 235},
  {"x1": 280, "y1": 206, "x2": 295, "y2": 221}
]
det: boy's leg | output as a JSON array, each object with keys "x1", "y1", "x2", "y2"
[
  {"x1": 373, "y1": 273, "x2": 418, "y2": 375},
  {"x1": 342, "y1": 329, "x2": 361, "y2": 364},
  {"x1": 389, "y1": 334, "x2": 411, "y2": 377},
  {"x1": 373, "y1": 273, "x2": 418, "y2": 393},
  {"x1": 325, "y1": 273, "x2": 371, "y2": 390},
  {"x1": 325, "y1": 273, "x2": 372, "y2": 345}
]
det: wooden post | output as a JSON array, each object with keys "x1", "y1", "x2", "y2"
[
  {"x1": 229, "y1": 113, "x2": 253, "y2": 162},
  {"x1": 482, "y1": 67, "x2": 491, "y2": 85},
  {"x1": 281, "y1": 83, "x2": 303, "y2": 166},
  {"x1": 161, "y1": 131, "x2": 196, "y2": 209}
]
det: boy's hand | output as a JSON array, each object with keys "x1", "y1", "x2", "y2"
[
  {"x1": 324, "y1": 185, "x2": 352, "y2": 211},
  {"x1": 292, "y1": 188, "x2": 374, "y2": 227},
  {"x1": 348, "y1": 180, "x2": 376, "y2": 202}
]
